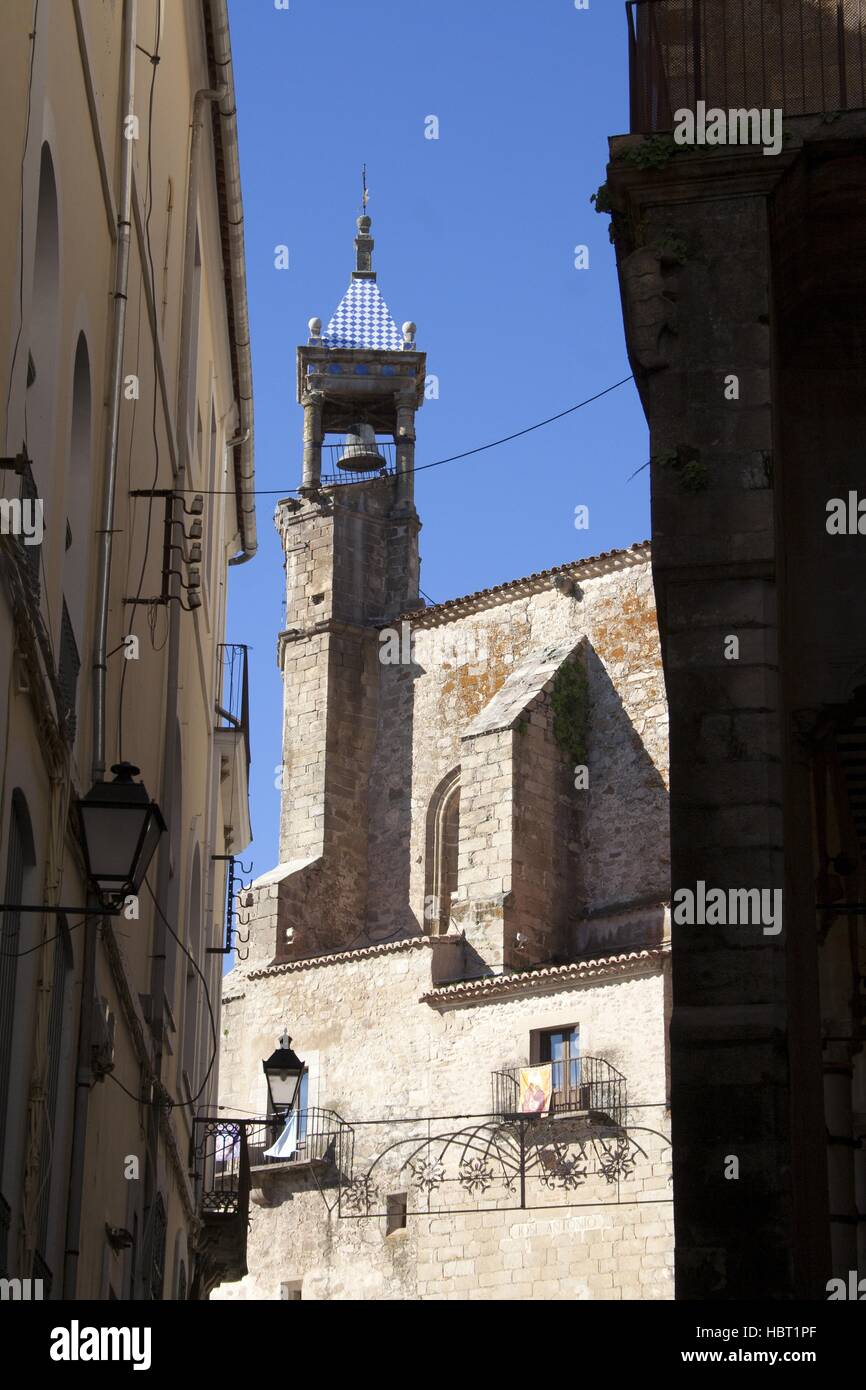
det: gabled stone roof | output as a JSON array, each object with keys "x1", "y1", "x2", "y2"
[{"x1": 463, "y1": 638, "x2": 583, "y2": 738}]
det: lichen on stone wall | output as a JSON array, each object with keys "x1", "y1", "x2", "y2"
[{"x1": 551, "y1": 654, "x2": 589, "y2": 765}]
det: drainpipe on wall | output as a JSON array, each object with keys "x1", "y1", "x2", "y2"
[
  {"x1": 142, "y1": 81, "x2": 225, "y2": 1294},
  {"x1": 225, "y1": 425, "x2": 252, "y2": 563},
  {"x1": 90, "y1": 1, "x2": 137, "y2": 783},
  {"x1": 64, "y1": 0, "x2": 137, "y2": 1302},
  {"x1": 207, "y1": 0, "x2": 257, "y2": 567}
]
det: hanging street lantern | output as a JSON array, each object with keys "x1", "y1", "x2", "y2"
[
  {"x1": 262, "y1": 1032, "x2": 305, "y2": 1113},
  {"x1": 77, "y1": 762, "x2": 166, "y2": 906}
]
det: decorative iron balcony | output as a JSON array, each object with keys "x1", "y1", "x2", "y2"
[
  {"x1": 628, "y1": 0, "x2": 866, "y2": 133},
  {"x1": 192, "y1": 1111, "x2": 347, "y2": 1210},
  {"x1": 491, "y1": 1057, "x2": 627, "y2": 1130},
  {"x1": 189, "y1": 1110, "x2": 351, "y2": 1297},
  {"x1": 247, "y1": 1109, "x2": 345, "y2": 1172},
  {"x1": 214, "y1": 643, "x2": 252, "y2": 853},
  {"x1": 215, "y1": 643, "x2": 250, "y2": 772},
  {"x1": 189, "y1": 1118, "x2": 251, "y2": 1299}
]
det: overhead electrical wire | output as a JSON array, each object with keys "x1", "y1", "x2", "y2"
[
  {"x1": 166, "y1": 374, "x2": 636, "y2": 497},
  {"x1": 104, "y1": 877, "x2": 219, "y2": 1115}
]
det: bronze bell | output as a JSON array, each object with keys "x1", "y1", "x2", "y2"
[{"x1": 336, "y1": 423, "x2": 387, "y2": 471}]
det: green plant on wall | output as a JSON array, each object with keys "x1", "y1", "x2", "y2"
[
  {"x1": 551, "y1": 655, "x2": 589, "y2": 765},
  {"x1": 590, "y1": 183, "x2": 617, "y2": 244},
  {"x1": 653, "y1": 444, "x2": 709, "y2": 493},
  {"x1": 652, "y1": 231, "x2": 688, "y2": 264},
  {"x1": 620, "y1": 134, "x2": 679, "y2": 170},
  {"x1": 590, "y1": 183, "x2": 614, "y2": 216}
]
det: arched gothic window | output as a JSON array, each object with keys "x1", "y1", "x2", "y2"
[{"x1": 424, "y1": 768, "x2": 460, "y2": 935}]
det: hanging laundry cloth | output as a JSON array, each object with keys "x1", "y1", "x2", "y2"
[{"x1": 263, "y1": 1109, "x2": 298, "y2": 1160}]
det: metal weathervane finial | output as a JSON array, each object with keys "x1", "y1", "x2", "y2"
[{"x1": 362, "y1": 164, "x2": 369, "y2": 213}]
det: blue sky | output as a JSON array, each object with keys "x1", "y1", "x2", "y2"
[{"x1": 225, "y1": 0, "x2": 649, "y2": 883}]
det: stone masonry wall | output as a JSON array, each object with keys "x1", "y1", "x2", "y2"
[
  {"x1": 388, "y1": 550, "x2": 670, "y2": 952},
  {"x1": 242, "y1": 546, "x2": 669, "y2": 976},
  {"x1": 214, "y1": 938, "x2": 672, "y2": 1301}
]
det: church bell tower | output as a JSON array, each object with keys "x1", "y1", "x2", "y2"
[{"x1": 270, "y1": 213, "x2": 426, "y2": 961}]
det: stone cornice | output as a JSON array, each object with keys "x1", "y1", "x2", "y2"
[
  {"x1": 420, "y1": 947, "x2": 668, "y2": 1010},
  {"x1": 398, "y1": 542, "x2": 651, "y2": 629},
  {"x1": 277, "y1": 618, "x2": 378, "y2": 667},
  {"x1": 607, "y1": 112, "x2": 866, "y2": 213},
  {"x1": 244, "y1": 932, "x2": 454, "y2": 983}
]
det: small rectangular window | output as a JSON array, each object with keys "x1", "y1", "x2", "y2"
[
  {"x1": 386, "y1": 1192, "x2": 408, "y2": 1235},
  {"x1": 530, "y1": 1025, "x2": 581, "y2": 1109},
  {"x1": 280, "y1": 1281, "x2": 302, "y2": 1300}
]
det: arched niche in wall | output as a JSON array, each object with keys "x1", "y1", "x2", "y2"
[
  {"x1": 27, "y1": 142, "x2": 60, "y2": 496},
  {"x1": 424, "y1": 767, "x2": 461, "y2": 936},
  {"x1": 57, "y1": 332, "x2": 91, "y2": 742},
  {"x1": 64, "y1": 333, "x2": 92, "y2": 643}
]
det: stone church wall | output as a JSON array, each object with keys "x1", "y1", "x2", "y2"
[
  {"x1": 214, "y1": 937, "x2": 672, "y2": 1301},
  {"x1": 263, "y1": 546, "x2": 669, "y2": 968},
  {"x1": 378, "y1": 548, "x2": 670, "y2": 954}
]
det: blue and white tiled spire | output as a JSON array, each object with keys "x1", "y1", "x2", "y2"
[{"x1": 321, "y1": 215, "x2": 404, "y2": 352}]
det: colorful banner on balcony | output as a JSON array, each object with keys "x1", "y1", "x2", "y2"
[{"x1": 518, "y1": 1064, "x2": 553, "y2": 1115}]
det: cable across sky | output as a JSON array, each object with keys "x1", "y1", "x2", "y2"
[{"x1": 170, "y1": 374, "x2": 636, "y2": 496}]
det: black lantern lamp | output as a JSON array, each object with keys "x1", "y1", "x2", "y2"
[
  {"x1": 77, "y1": 762, "x2": 166, "y2": 906},
  {"x1": 262, "y1": 1032, "x2": 305, "y2": 1114}
]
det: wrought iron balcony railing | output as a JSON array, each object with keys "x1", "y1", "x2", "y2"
[
  {"x1": 195, "y1": 1107, "x2": 669, "y2": 1228},
  {"x1": 628, "y1": 0, "x2": 866, "y2": 133},
  {"x1": 192, "y1": 1110, "x2": 347, "y2": 1215},
  {"x1": 189, "y1": 1119, "x2": 251, "y2": 1298},
  {"x1": 215, "y1": 643, "x2": 250, "y2": 773},
  {"x1": 247, "y1": 1109, "x2": 345, "y2": 1171},
  {"x1": 491, "y1": 1056, "x2": 627, "y2": 1129}
]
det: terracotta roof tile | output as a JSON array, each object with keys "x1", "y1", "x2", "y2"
[{"x1": 402, "y1": 541, "x2": 651, "y2": 625}]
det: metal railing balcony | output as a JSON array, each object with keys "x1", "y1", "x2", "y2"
[
  {"x1": 247, "y1": 1109, "x2": 345, "y2": 1171},
  {"x1": 215, "y1": 643, "x2": 250, "y2": 772},
  {"x1": 192, "y1": 1110, "x2": 348, "y2": 1215},
  {"x1": 491, "y1": 1056, "x2": 628, "y2": 1129},
  {"x1": 628, "y1": 0, "x2": 866, "y2": 133}
]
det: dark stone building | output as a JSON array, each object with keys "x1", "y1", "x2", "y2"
[{"x1": 607, "y1": 0, "x2": 866, "y2": 1298}]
